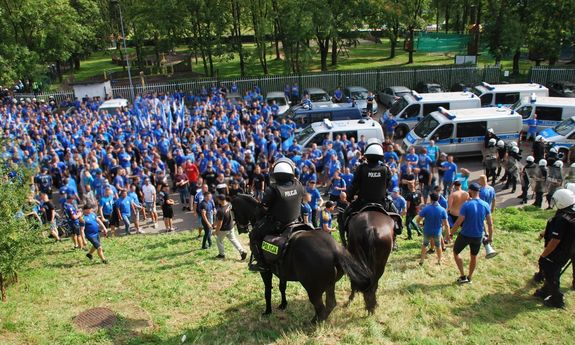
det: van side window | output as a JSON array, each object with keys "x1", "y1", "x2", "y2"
[
  {"x1": 434, "y1": 124, "x2": 454, "y2": 140},
  {"x1": 568, "y1": 132, "x2": 575, "y2": 140},
  {"x1": 457, "y1": 121, "x2": 487, "y2": 138},
  {"x1": 495, "y1": 93, "x2": 519, "y2": 105},
  {"x1": 403, "y1": 104, "x2": 421, "y2": 118},
  {"x1": 334, "y1": 131, "x2": 358, "y2": 142},
  {"x1": 480, "y1": 93, "x2": 493, "y2": 106},
  {"x1": 535, "y1": 106, "x2": 563, "y2": 122},
  {"x1": 423, "y1": 102, "x2": 449, "y2": 115},
  {"x1": 308, "y1": 133, "x2": 329, "y2": 147}
]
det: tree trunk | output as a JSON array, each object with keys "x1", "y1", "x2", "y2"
[
  {"x1": 408, "y1": 29, "x2": 414, "y2": 64},
  {"x1": 56, "y1": 60, "x2": 63, "y2": 83},
  {"x1": 318, "y1": 38, "x2": 329, "y2": 71},
  {"x1": 512, "y1": 48, "x2": 521, "y2": 76},
  {"x1": 74, "y1": 55, "x2": 81, "y2": 71},
  {"x1": 0, "y1": 273, "x2": 6, "y2": 302},
  {"x1": 445, "y1": 3, "x2": 450, "y2": 33},
  {"x1": 436, "y1": 0, "x2": 440, "y2": 32},
  {"x1": 117, "y1": 38, "x2": 126, "y2": 71},
  {"x1": 331, "y1": 37, "x2": 337, "y2": 66},
  {"x1": 274, "y1": 25, "x2": 281, "y2": 60}
]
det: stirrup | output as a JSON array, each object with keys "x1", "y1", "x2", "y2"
[{"x1": 249, "y1": 261, "x2": 269, "y2": 272}]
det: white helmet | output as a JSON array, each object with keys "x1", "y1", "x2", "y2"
[
  {"x1": 536, "y1": 135, "x2": 543, "y2": 141},
  {"x1": 549, "y1": 147, "x2": 558, "y2": 154},
  {"x1": 566, "y1": 183, "x2": 575, "y2": 195},
  {"x1": 539, "y1": 159, "x2": 547, "y2": 167},
  {"x1": 526, "y1": 156, "x2": 535, "y2": 163},
  {"x1": 571, "y1": 163, "x2": 575, "y2": 168},
  {"x1": 551, "y1": 189, "x2": 575, "y2": 209},
  {"x1": 272, "y1": 158, "x2": 295, "y2": 181},
  {"x1": 497, "y1": 140, "x2": 505, "y2": 148},
  {"x1": 510, "y1": 141, "x2": 518, "y2": 147},
  {"x1": 554, "y1": 160, "x2": 564, "y2": 168},
  {"x1": 511, "y1": 146, "x2": 519, "y2": 153},
  {"x1": 488, "y1": 138, "x2": 496, "y2": 146},
  {"x1": 487, "y1": 128, "x2": 494, "y2": 134},
  {"x1": 364, "y1": 139, "x2": 384, "y2": 160}
]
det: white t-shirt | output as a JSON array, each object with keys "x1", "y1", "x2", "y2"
[{"x1": 142, "y1": 184, "x2": 156, "y2": 203}]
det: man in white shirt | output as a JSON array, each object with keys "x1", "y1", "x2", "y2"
[{"x1": 142, "y1": 178, "x2": 158, "y2": 228}]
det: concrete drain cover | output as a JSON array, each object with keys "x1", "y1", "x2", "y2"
[{"x1": 74, "y1": 307, "x2": 118, "y2": 332}]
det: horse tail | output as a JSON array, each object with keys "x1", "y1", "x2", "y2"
[{"x1": 335, "y1": 246, "x2": 372, "y2": 293}]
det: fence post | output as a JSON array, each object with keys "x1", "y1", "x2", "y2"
[{"x1": 412, "y1": 69, "x2": 417, "y2": 89}]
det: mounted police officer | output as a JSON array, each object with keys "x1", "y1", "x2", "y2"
[
  {"x1": 534, "y1": 189, "x2": 575, "y2": 308},
  {"x1": 248, "y1": 157, "x2": 305, "y2": 272},
  {"x1": 340, "y1": 139, "x2": 392, "y2": 246}
]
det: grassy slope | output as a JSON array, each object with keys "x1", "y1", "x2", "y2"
[{"x1": 1, "y1": 206, "x2": 574, "y2": 345}]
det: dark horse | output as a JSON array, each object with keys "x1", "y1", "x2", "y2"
[
  {"x1": 231, "y1": 194, "x2": 371, "y2": 322},
  {"x1": 345, "y1": 208, "x2": 394, "y2": 314}
]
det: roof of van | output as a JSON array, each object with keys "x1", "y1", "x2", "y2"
[
  {"x1": 519, "y1": 96, "x2": 575, "y2": 106},
  {"x1": 99, "y1": 98, "x2": 128, "y2": 108},
  {"x1": 405, "y1": 91, "x2": 479, "y2": 103},
  {"x1": 311, "y1": 118, "x2": 379, "y2": 132},
  {"x1": 305, "y1": 87, "x2": 329, "y2": 94},
  {"x1": 266, "y1": 91, "x2": 286, "y2": 99},
  {"x1": 474, "y1": 83, "x2": 548, "y2": 93},
  {"x1": 294, "y1": 102, "x2": 357, "y2": 113},
  {"x1": 431, "y1": 107, "x2": 519, "y2": 123}
]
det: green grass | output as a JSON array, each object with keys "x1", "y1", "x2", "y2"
[{"x1": 2, "y1": 206, "x2": 573, "y2": 345}]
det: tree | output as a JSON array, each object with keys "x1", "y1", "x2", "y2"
[
  {"x1": 401, "y1": 0, "x2": 428, "y2": 64},
  {"x1": 0, "y1": 143, "x2": 42, "y2": 302},
  {"x1": 230, "y1": 0, "x2": 246, "y2": 76},
  {"x1": 248, "y1": 0, "x2": 272, "y2": 74},
  {"x1": 482, "y1": 0, "x2": 522, "y2": 66}
]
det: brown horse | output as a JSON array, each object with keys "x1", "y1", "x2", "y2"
[
  {"x1": 345, "y1": 209, "x2": 394, "y2": 313},
  {"x1": 231, "y1": 194, "x2": 371, "y2": 322}
]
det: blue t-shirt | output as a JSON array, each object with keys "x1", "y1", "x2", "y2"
[
  {"x1": 438, "y1": 194, "x2": 448, "y2": 209},
  {"x1": 418, "y1": 203, "x2": 447, "y2": 236},
  {"x1": 320, "y1": 209, "x2": 332, "y2": 228},
  {"x1": 116, "y1": 197, "x2": 132, "y2": 217},
  {"x1": 63, "y1": 202, "x2": 79, "y2": 227},
  {"x1": 307, "y1": 187, "x2": 322, "y2": 210},
  {"x1": 441, "y1": 161, "x2": 457, "y2": 182},
  {"x1": 200, "y1": 199, "x2": 215, "y2": 223},
  {"x1": 479, "y1": 186, "x2": 496, "y2": 207},
  {"x1": 99, "y1": 196, "x2": 115, "y2": 215},
  {"x1": 83, "y1": 213, "x2": 100, "y2": 237},
  {"x1": 301, "y1": 202, "x2": 312, "y2": 222},
  {"x1": 459, "y1": 198, "x2": 491, "y2": 238},
  {"x1": 392, "y1": 195, "x2": 406, "y2": 214},
  {"x1": 329, "y1": 178, "x2": 346, "y2": 197}
]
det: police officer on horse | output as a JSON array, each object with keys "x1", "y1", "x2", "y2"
[
  {"x1": 340, "y1": 139, "x2": 393, "y2": 246},
  {"x1": 248, "y1": 157, "x2": 306, "y2": 272}
]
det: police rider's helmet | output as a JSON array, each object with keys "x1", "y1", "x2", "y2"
[
  {"x1": 554, "y1": 160, "x2": 564, "y2": 168},
  {"x1": 539, "y1": 159, "x2": 547, "y2": 167},
  {"x1": 526, "y1": 155, "x2": 535, "y2": 163},
  {"x1": 549, "y1": 147, "x2": 558, "y2": 154},
  {"x1": 364, "y1": 138, "x2": 384, "y2": 161},
  {"x1": 551, "y1": 189, "x2": 575, "y2": 210},
  {"x1": 272, "y1": 157, "x2": 295, "y2": 182},
  {"x1": 488, "y1": 138, "x2": 496, "y2": 147},
  {"x1": 511, "y1": 146, "x2": 519, "y2": 154},
  {"x1": 536, "y1": 135, "x2": 543, "y2": 141},
  {"x1": 566, "y1": 183, "x2": 575, "y2": 195},
  {"x1": 497, "y1": 140, "x2": 505, "y2": 148}
]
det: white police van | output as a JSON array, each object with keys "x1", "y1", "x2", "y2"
[
  {"x1": 98, "y1": 98, "x2": 128, "y2": 115},
  {"x1": 403, "y1": 107, "x2": 522, "y2": 156},
  {"x1": 472, "y1": 82, "x2": 549, "y2": 107},
  {"x1": 511, "y1": 95, "x2": 575, "y2": 131},
  {"x1": 538, "y1": 116, "x2": 575, "y2": 160},
  {"x1": 385, "y1": 90, "x2": 481, "y2": 138},
  {"x1": 293, "y1": 118, "x2": 384, "y2": 149}
]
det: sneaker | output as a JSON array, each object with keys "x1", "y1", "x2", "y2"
[
  {"x1": 153, "y1": 223, "x2": 158, "y2": 229},
  {"x1": 457, "y1": 276, "x2": 470, "y2": 285},
  {"x1": 137, "y1": 229, "x2": 145, "y2": 234},
  {"x1": 427, "y1": 248, "x2": 435, "y2": 254},
  {"x1": 102, "y1": 260, "x2": 109, "y2": 264},
  {"x1": 86, "y1": 253, "x2": 93, "y2": 260},
  {"x1": 418, "y1": 259, "x2": 424, "y2": 266},
  {"x1": 216, "y1": 254, "x2": 225, "y2": 259},
  {"x1": 240, "y1": 252, "x2": 248, "y2": 261},
  {"x1": 392, "y1": 242, "x2": 398, "y2": 251}
]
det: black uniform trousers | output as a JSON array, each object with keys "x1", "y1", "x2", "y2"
[{"x1": 538, "y1": 257, "x2": 565, "y2": 305}]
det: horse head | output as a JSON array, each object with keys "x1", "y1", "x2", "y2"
[{"x1": 231, "y1": 193, "x2": 263, "y2": 233}]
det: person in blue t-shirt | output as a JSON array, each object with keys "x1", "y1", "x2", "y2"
[
  {"x1": 81, "y1": 205, "x2": 108, "y2": 264},
  {"x1": 440, "y1": 155, "x2": 458, "y2": 197},
  {"x1": 478, "y1": 175, "x2": 496, "y2": 212},
  {"x1": 328, "y1": 170, "x2": 346, "y2": 201},
  {"x1": 320, "y1": 201, "x2": 336, "y2": 233},
  {"x1": 525, "y1": 114, "x2": 538, "y2": 141},
  {"x1": 115, "y1": 189, "x2": 133, "y2": 235},
  {"x1": 63, "y1": 194, "x2": 85, "y2": 250},
  {"x1": 301, "y1": 193, "x2": 313, "y2": 226},
  {"x1": 417, "y1": 193, "x2": 449, "y2": 265},
  {"x1": 449, "y1": 183, "x2": 494, "y2": 284},
  {"x1": 306, "y1": 180, "x2": 323, "y2": 227}
]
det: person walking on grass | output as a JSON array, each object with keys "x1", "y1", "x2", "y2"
[
  {"x1": 81, "y1": 205, "x2": 108, "y2": 264},
  {"x1": 447, "y1": 180, "x2": 468, "y2": 227},
  {"x1": 160, "y1": 184, "x2": 175, "y2": 232},
  {"x1": 40, "y1": 193, "x2": 60, "y2": 242},
  {"x1": 116, "y1": 189, "x2": 132, "y2": 235},
  {"x1": 214, "y1": 195, "x2": 248, "y2": 260},
  {"x1": 417, "y1": 193, "x2": 450, "y2": 266},
  {"x1": 320, "y1": 201, "x2": 337, "y2": 234},
  {"x1": 405, "y1": 182, "x2": 423, "y2": 239},
  {"x1": 200, "y1": 191, "x2": 216, "y2": 249},
  {"x1": 142, "y1": 178, "x2": 158, "y2": 228},
  {"x1": 63, "y1": 194, "x2": 85, "y2": 250},
  {"x1": 128, "y1": 184, "x2": 146, "y2": 234},
  {"x1": 449, "y1": 183, "x2": 494, "y2": 284}
]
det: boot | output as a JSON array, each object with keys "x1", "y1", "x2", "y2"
[
  {"x1": 248, "y1": 243, "x2": 269, "y2": 272},
  {"x1": 543, "y1": 294, "x2": 565, "y2": 308}
]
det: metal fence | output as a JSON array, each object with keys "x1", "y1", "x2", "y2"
[
  {"x1": 529, "y1": 66, "x2": 575, "y2": 85},
  {"x1": 12, "y1": 90, "x2": 75, "y2": 104},
  {"x1": 111, "y1": 65, "x2": 502, "y2": 99}
]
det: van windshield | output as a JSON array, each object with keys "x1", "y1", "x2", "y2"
[
  {"x1": 351, "y1": 90, "x2": 368, "y2": 100},
  {"x1": 413, "y1": 115, "x2": 440, "y2": 138},
  {"x1": 472, "y1": 87, "x2": 483, "y2": 98},
  {"x1": 513, "y1": 105, "x2": 533, "y2": 119},
  {"x1": 310, "y1": 92, "x2": 331, "y2": 102},
  {"x1": 555, "y1": 118, "x2": 575, "y2": 136},
  {"x1": 296, "y1": 125, "x2": 316, "y2": 144},
  {"x1": 389, "y1": 96, "x2": 409, "y2": 116},
  {"x1": 267, "y1": 97, "x2": 287, "y2": 106}
]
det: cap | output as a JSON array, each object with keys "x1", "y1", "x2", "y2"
[
  {"x1": 392, "y1": 187, "x2": 400, "y2": 193},
  {"x1": 469, "y1": 182, "x2": 481, "y2": 192},
  {"x1": 308, "y1": 179, "x2": 316, "y2": 183}
]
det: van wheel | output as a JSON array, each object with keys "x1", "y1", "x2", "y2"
[{"x1": 394, "y1": 126, "x2": 407, "y2": 139}]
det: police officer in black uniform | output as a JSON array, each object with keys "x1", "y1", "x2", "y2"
[
  {"x1": 248, "y1": 157, "x2": 305, "y2": 272},
  {"x1": 340, "y1": 139, "x2": 391, "y2": 246},
  {"x1": 534, "y1": 189, "x2": 575, "y2": 308}
]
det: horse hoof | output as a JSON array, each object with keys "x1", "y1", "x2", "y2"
[{"x1": 278, "y1": 302, "x2": 287, "y2": 310}]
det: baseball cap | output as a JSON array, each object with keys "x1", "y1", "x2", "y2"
[
  {"x1": 392, "y1": 187, "x2": 400, "y2": 193},
  {"x1": 469, "y1": 182, "x2": 481, "y2": 192}
]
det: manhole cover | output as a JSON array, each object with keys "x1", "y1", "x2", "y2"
[{"x1": 74, "y1": 307, "x2": 118, "y2": 332}]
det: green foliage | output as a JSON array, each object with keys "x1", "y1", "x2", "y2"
[{"x1": 493, "y1": 206, "x2": 553, "y2": 233}]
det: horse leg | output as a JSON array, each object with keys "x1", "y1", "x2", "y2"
[
  {"x1": 261, "y1": 271, "x2": 273, "y2": 316},
  {"x1": 344, "y1": 289, "x2": 356, "y2": 308},
  {"x1": 363, "y1": 282, "x2": 379, "y2": 315},
  {"x1": 307, "y1": 289, "x2": 326, "y2": 323},
  {"x1": 278, "y1": 279, "x2": 288, "y2": 310},
  {"x1": 324, "y1": 284, "x2": 337, "y2": 319}
]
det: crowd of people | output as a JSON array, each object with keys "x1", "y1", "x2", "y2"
[{"x1": 2, "y1": 83, "x2": 574, "y2": 308}]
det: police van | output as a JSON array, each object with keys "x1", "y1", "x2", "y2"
[
  {"x1": 385, "y1": 91, "x2": 481, "y2": 138},
  {"x1": 403, "y1": 107, "x2": 523, "y2": 156},
  {"x1": 98, "y1": 98, "x2": 128, "y2": 115},
  {"x1": 511, "y1": 95, "x2": 575, "y2": 131},
  {"x1": 292, "y1": 118, "x2": 384, "y2": 149},
  {"x1": 289, "y1": 103, "x2": 363, "y2": 129},
  {"x1": 472, "y1": 82, "x2": 549, "y2": 107},
  {"x1": 538, "y1": 116, "x2": 575, "y2": 161}
]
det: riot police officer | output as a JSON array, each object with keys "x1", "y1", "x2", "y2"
[
  {"x1": 504, "y1": 145, "x2": 521, "y2": 193},
  {"x1": 547, "y1": 147, "x2": 559, "y2": 167},
  {"x1": 248, "y1": 158, "x2": 305, "y2": 272},
  {"x1": 534, "y1": 159, "x2": 548, "y2": 208},
  {"x1": 495, "y1": 140, "x2": 507, "y2": 182},
  {"x1": 483, "y1": 138, "x2": 499, "y2": 185},
  {"x1": 534, "y1": 189, "x2": 575, "y2": 308},
  {"x1": 533, "y1": 135, "x2": 546, "y2": 162},
  {"x1": 520, "y1": 156, "x2": 537, "y2": 204},
  {"x1": 546, "y1": 160, "x2": 564, "y2": 210},
  {"x1": 341, "y1": 139, "x2": 391, "y2": 245}
]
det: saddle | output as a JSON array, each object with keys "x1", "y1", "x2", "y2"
[
  {"x1": 343, "y1": 203, "x2": 403, "y2": 235},
  {"x1": 262, "y1": 222, "x2": 314, "y2": 264}
]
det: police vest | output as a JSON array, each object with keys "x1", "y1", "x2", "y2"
[
  {"x1": 358, "y1": 163, "x2": 389, "y2": 202},
  {"x1": 525, "y1": 164, "x2": 537, "y2": 179},
  {"x1": 548, "y1": 166, "x2": 563, "y2": 184},
  {"x1": 485, "y1": 147, "x2": 498, "y2": 161},
  {"x1": 271, "y1": 181, "x2": 304, "y2": 224}
]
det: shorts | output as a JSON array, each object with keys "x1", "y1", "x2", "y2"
[
  {"x1": 453, "y1": 234, "x2": 482, "y2": 256},
  {"x1": 49, "y1": 220, "x2": 57, "y2": 232},
  {"x1": 162, "y1": 206, "x2": 174, "y2": 219},
  {"x1": 423, "y1": 233, "x2": 442, "y2": 247},
  {"x1": 70, "y1": 223, "x2": 81, "y2": 236},
  {"x1": 448, "y1": 212, "x2": 458, "y2": 225},
  {"x1": 145, "y1": 201, "x2": 156, "y2": 213},
  {"x1": 87, "y1": 235, "x2": 101, "y2": 249}
]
